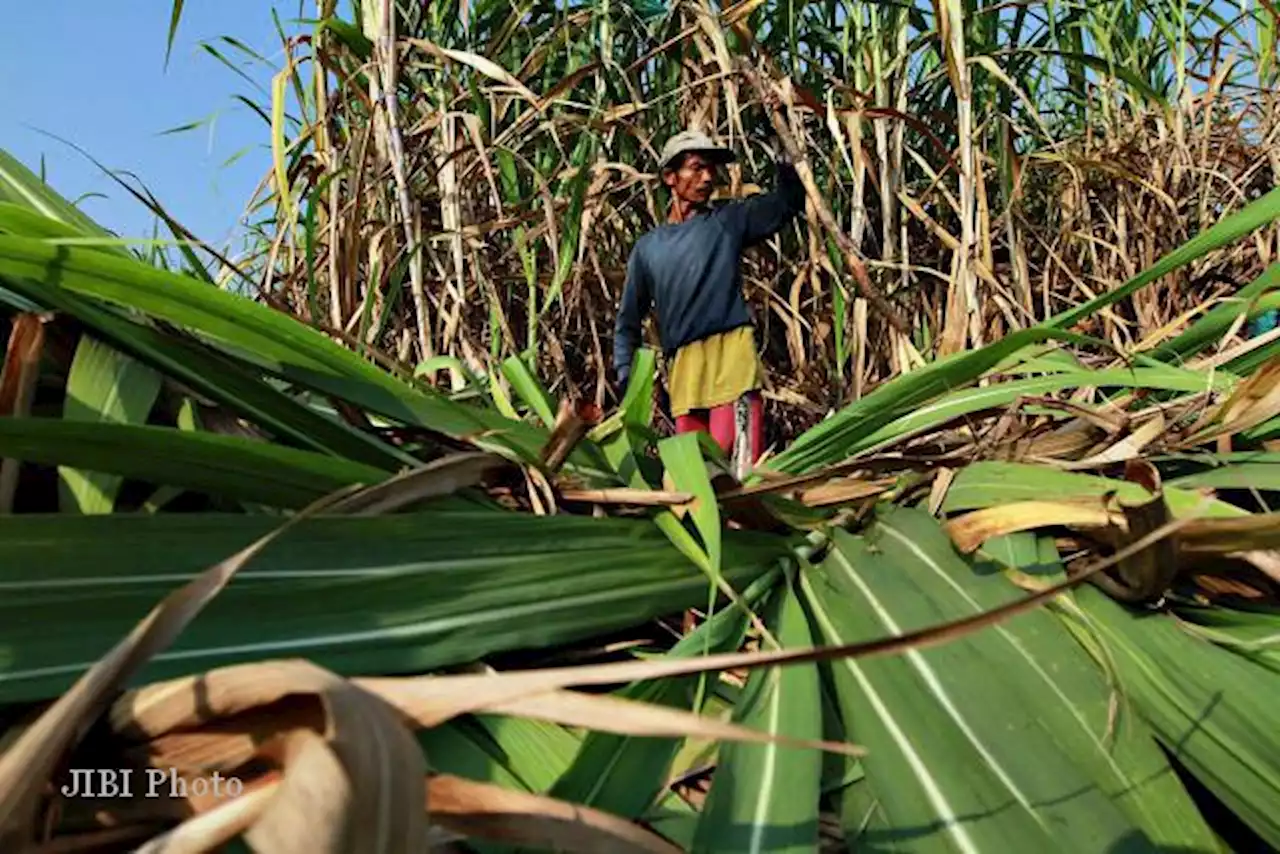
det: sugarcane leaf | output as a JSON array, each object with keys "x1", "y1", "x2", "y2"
[
  {"x1": 0, "y1": 418, "x2": 388, "y2": 510},
  {"x1": 770, "y1": 327, "x2": 1069, "y2": 474},
  {"x1": 868, "y1": 508, "x2": 1221, "y2": 850},
  {"x1": 693, "y1": 578, "x2": 822, "y2": 854},
  {"x1": 0, "y1": 512, "x2": 787, "y2": 704},
  {"x1": 941, "y1": 461, "x2": 1248, "y2": 519},
  {"x1": 548, "y1": 569, "x2": 776, "y2": 822},
  {"x1": 1170, "y1": 605, "x2": 1280, "y2": 674},
  {"x1": 0, "y1": 235, "x2": 582, "y2": 467},
  {"x1": 623, "y1": 349, "x2": 658, "y2": 428},
  {"x1": 501, "y1": 354, "x2": 558, "y2": 429},
  {"x1": 0, "y1": 272, "x2": 412, "y2": 470},
  {"x1": 1165, "y1": 454, "x2": 1280, "y2": 492},
  {"x1": 0, "y1": 150, "x2": 125, "y2": 251},
  {"x1": 851, "y1": 366, "x2": 1234, "y2": 457},
  {"x1": 799, "y1": 521, "x2": 1155, "y2": 852},
  {"x1": 58, "y1": 337, "x2": 164, "y2": 514},
  {"x1": 0, "y1": 204, "x2": 125, "y2": 253},
  {"x1": 1071, "y1": 587, "x2": 1280, "y2": 849},
  {"x1": 659, "y1": 432, "x2": 721, "y2": 573}
]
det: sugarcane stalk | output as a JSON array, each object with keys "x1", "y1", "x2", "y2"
[{"x1": 743, "y1": 67, "x2": 912, "y2": 337}]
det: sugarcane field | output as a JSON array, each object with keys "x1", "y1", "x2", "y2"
[{"x1": 4, "y1": 0, "x2": 1280, "y2": 851}]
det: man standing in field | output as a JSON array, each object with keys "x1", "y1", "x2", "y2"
[{"x1": 613, "y1": 100, "x2": 804, "y2": 477}]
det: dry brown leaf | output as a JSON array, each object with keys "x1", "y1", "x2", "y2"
[
  {"x1": 1060, "y1": 411, "x2": 1166, "y2": 469},
  {"x1": 244, "y1": 731, "x2": 367, "y2": 853},
  {"x1": 1227, "y1": 550, "x2": 1280, "y2": 584},
  {"x1": 1019, "y1": 395, "x2": 1128, "y2": 434},
  {"x1": 0, "y1": 313, "x2": 47, "y2": 512},
  {"x1": 1183, "y1": 356, "x2": 1280, "y2": 444},
  {"x1": 133, "y1": 779, "x2": 276, "y2": 854},
  {"x1": 0, "y1": 486, "x2": 361, "y2": 851},
  {"x1": 368, "y1": 681, "x2": 863, "y2": 757},
  {"x1": 557, "y1": 487, "x2": 693, "y2": 506},
  {"x1": 321, "y1": 451, "x2": 508, "y2": 515},
  {"x1": 1188, "y1": 573, "x2": 1273, "y2": 600},
  {"x1": 799, "y1": 476, "x2": 896, "y2": 508},
  {"x1": 927, "y1": 467, "x2": 957, "y2": 515},
  {"x1": 125, "y1": 727, "x2": 263, "y2": 778},
  {"x1": 120, "y1": 666, "x2": 862, "y2": 787},
  {"x1": 117, "y1": 660, "x2": 428, "y2": 854},
  {"x1": 946, "y1": 500, "x2": 1122, "y2": 553},
  {"x1": 129, "y1": 771, "x2": 676, "y2": 854},
  {"x1": 1180, "y1": 513, "x2": 1280, "y2": 553},
  {"x1": 428, "y1": 773, "x2": 681, "y2": 854}
]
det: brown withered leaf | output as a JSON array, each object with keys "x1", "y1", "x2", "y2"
[
  {"x1": 428, "y1": 773, "x2": 681, "y2": 853},
  {"x1": 133, "y1": 778, "x2": 277, "y2": 854},
  {"x1": 321, "y1": 451, "x2": 509, "y2": 515},
  {"x1": 366, "y1": 681, "x2": 862, "y2": 757},
  {"x1": 1182, "y1": 356, "x2": 1280, "y2": 444},
  {"x1": 1179, "y1": 513, "x2": 1280, "y2": 554},
  {"x1": 0, "y1": 313, "x2": 48, "y2": 512},
  {"x1": 945, "y1": 500, "x2": 1122, "y2": 553},
  {"x1": 557, "y1": 487, "x2": 693, "y2": 506},
  {"x1": 115, "y1": 660, "x2": 428, "y2": 854},
  {"x1": 1060, "y1": 412, "x2": 1166, "y2": 470},
  {"x1": 799, "y1": 476, "x2": 896, "y2": 508},
  {"x1": 541, "y1": 400, "x2": 601, "y2": 473}
]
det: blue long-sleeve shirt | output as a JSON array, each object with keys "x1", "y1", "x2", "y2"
[{"x1": 613, "y1": 161, "x2": 805, "y2": 383}]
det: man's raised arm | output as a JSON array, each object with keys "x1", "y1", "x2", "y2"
[{"x1": 732, "y1": 157, "x2": 805, "y2": 247}]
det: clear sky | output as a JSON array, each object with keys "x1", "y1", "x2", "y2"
[{"x1": 0, "y1": 2, "x2": 297, "y2": 251}]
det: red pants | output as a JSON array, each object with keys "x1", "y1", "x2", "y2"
[{"x1": 675, "y1": 391, "x2": 764, "y2": 476}]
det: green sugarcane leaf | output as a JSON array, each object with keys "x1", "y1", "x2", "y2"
[
  {"x1": 0, "y1": 512, "x2": 788, "y2": 703},
  {"x1": 1, "y1": 271, "x2": 412, "y2": 470},
  {"x1": 501, "y1": 354, "x2": 558, "y2": 429},
  {"x1": 0, "y1": 150, "x2": 126, "y2": 251},
  {"x1": 800, "y1": 521, "x2": 1159, "y2": 852},
  {"x1": 0, "y1": 418, "x2": 389, "y2": 510},
  {"x1": 0, "y1": 235, "x2": 586, "y2": 468},
  {"x1": 770, "y1": 327, "x2": 1071, "y2": 474},
  {"x1": 693, "y1": 578, "x2": 823, "y2": 854},
  {"x1": 1072, "y1": 587, "x2": 1280, "y2": 849},
  {"x1": 1165, "y1": 454, "x2": 1280, "y2": 492},
  {"x1": 864, "y1": 508, "x2": 1221, "y2": 850},
  {"x1": 58, "y1": 337, "x2": 164, "y2": 514},
  {"x1": 659, "y1": 432, "x2": 722, "y2": 574},
  {"x1": 548, "y1": 569, "x2": 775, "y2": 826}
]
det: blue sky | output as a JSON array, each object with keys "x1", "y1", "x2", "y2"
[{"x1": 1, "y1": 2, "x2": 299, "y2": 250}]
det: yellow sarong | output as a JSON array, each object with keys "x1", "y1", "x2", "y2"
[{"x1": 668, "y1": 326, "x2": 763, "y2": 417}]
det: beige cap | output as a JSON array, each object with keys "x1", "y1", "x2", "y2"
[{"x1": 657, "y1": 129, "x2": 736, "y2": 170}]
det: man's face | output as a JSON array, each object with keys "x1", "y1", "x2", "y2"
[{"x1": 663, "y1": 153, "x2": 717, "y2": 205}]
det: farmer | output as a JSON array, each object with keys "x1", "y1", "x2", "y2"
[{"x1": 613, "y1": 104, "x2": 804, "y2": 477}]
